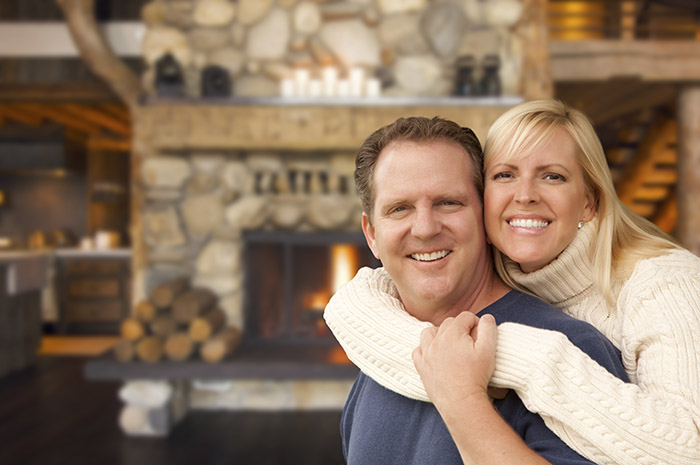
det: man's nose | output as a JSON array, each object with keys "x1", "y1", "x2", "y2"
[
  {"x1": 411, "y1": 208, "x2": 442, "y2": 239},
  {"x1": 514, "y1": 179, "x2": 540, "y2": 204}
]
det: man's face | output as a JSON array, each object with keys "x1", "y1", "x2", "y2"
[{"x1": 362, "y1": 139, "x2": 492, "y2": 324}]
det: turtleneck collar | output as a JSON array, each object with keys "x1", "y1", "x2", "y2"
[{"x1": 503, "y1": 218, "x2": 597, "y2": 306}]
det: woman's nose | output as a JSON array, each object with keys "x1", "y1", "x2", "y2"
[{"x1": 514, "y1": 179, "x2": 540, "y2": 204}]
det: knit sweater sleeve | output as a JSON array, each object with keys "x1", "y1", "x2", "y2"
[{"x1": 324, "y1": 263, "x2": 700, "y2": 465}]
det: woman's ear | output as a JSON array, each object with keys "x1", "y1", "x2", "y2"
[{"x1": 582, "y1": 189, "x2": 598, "y2": 222}]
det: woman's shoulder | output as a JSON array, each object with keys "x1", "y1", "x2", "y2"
[
  {"x1": 632, "y1": 248, "x2": 700, "y2": 277},
  {"x1": 621, "y1": 248, "x2": 700, "y2": 298}
]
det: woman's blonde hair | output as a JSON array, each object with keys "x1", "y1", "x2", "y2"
[{"x1": 484, "y1": 99, "x2": 680, "y2": 303}]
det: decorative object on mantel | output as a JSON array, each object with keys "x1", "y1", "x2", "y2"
[
  {"x1": 201, "y1": 65, "x2": 232, "y2": 98},
  {"x1": 480, "y1": 54, "x2": 502, "y2": 96},
  {"x1": 455, "y1": 55, "x2": 477, "y2": 96},
  {"x1": 114, "y1": 277, "x2": 243, "y2": 364},
  {"x1": 154, "y1": 53, "x2": 184, "y2": 97}
]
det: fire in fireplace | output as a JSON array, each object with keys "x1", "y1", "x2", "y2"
[{"x1": 243, "y1": 231, "x2": 379, "y2": 346}]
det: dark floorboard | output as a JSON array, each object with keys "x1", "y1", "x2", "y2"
[{"x1": 0, "y1": 356, "x2": 346, "y2": 465}]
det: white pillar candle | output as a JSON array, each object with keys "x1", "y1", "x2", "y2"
[
  {"x1": 321, "y1": 66, "x2": 338, "y2": 97},
  {"x1": 336, "y1": 79, "x2": 351, "y2": 98},
  {"x1": 294, "y1": 68, "x2": 310, "y2": 97},
  {"x1": 280, "y1": 78, "x2": 295, "y2": 98},
  {"x1": 349, "y1": 66, "x2": 365, "y2": 97},
  {"x1": 365, "y1": 78, "x2": 381, "y2": 98},
  {"x1": 308, "y1": 79, "x2": 322, "y2": 98}
]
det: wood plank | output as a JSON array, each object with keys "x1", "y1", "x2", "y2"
[
  {"x1": 0, "y1": 103, "x2": 44, "y2": 126},
  {"x1": 17, "y1": 103, "x2": 103, "y2": 135},
  {"x1": 87, "y1": 136, "x2": 131, "y2": 152},
  {"x1": 0, "y1": 82, "x2": 118, "y2": 102},
  {"x1": 551, "y1": 40, "x2": 700, "y2": 81},
  {"x1": 58, "y1": 103, "x2": 131, "y2": 136}
]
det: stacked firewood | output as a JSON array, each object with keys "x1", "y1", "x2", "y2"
[{"x1": 113, "y1": 277, "x2": 242, "y2": 363}]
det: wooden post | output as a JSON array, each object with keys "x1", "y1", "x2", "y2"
[
  {"x1": 676, "y1": 86, "x2": 700, "y2": 255},
  {"x1": 516, "y1": 0, "x2": 553, "y2": 100}
]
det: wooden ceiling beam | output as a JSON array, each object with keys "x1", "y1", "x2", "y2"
[
  {"x1": 0, "y1": 103, "x2": 45, "y2": 126},
  {"x1": 57, "y1": 103, "x2": 131, "y2": 136},
  {"x1": 87, "y1": 136, "x2": 131, "y2": 152},
  {"x1": 96, "y1": 103, "x2": 130, "y2": 123},
  {"x1": 18, "y1": 103, "x2": 103, "y2": 136}
]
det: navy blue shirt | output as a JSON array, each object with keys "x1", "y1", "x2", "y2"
[{"x1": 341, "y1": 290, "x2": 629, "y2": 465}]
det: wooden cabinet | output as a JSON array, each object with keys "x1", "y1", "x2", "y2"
[{"x1": 56, "y1": 253, "x2": 131, "y2": 333}]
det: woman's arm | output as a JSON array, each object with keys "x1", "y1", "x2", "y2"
[{"x1": 324, "y1": 266, "x2": 700, "y2": 465}]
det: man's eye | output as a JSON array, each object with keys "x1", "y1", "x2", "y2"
[{"x1": 492, "y1": 172, "x2": 513, "y2": 180}]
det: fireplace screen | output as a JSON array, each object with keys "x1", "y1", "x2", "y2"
[{"x1": 244, "y1": 231, "x2": 379, "y2": 345}]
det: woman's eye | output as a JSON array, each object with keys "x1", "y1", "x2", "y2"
[{"x1": 544, "y1": 173, "x2": 566, "y2": 181}]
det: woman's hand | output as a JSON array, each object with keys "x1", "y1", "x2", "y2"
[{"x1": 412, "y1": 312, "x2": 499, "y2": 409}]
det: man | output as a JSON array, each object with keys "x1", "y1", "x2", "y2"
[{"x1": 333, "y1": 116, "x2": 628, "y2": 464}]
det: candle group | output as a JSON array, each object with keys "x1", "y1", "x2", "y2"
[{"x1": 280, "y1": 66, "x2": 381, "y2": 98}]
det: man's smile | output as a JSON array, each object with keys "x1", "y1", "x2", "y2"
[{"x1": 409, "y1": 250, "x2": 452, "y2": 262}]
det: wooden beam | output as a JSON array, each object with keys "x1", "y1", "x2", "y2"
[
  {"x1": 96, "y1": 103, "x2": 130, "y2": 123},
  {"x1": 676, "y1": 86, "x2": 700, "y2": 254},
  {"x1": 57, "y1": 104, "x2": 131, "y2": 136},
  {"x1": 87, "y1": 136, "x2": 131, "y2": 152},
  {"x1": 0, "y1": 82, "x2": 118, "y2": 102},
  {"x1": 19, "y1": 103, "x2": 103, "y2": 135},
  {"x1": 551, "y1": 40, "x2": 700, "y2": 81},
  {"x1": 0, "y1": 103, "x2": 45, "y2": 126}
]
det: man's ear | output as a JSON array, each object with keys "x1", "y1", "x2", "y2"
[{"x1": 362, "y1": 212, "x2": 380, "y2": 260}]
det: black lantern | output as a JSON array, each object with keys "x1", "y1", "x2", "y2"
[
  {"x1": 201, "y1": 65, "x2": 232, "y2": 98},
  {"x1": 155, "y1": 53, "x2": 184, "y2": 97}
]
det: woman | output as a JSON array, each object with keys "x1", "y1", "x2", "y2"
[{"x1": 324, "y1": 99, "x2": 700, "y2": 464}]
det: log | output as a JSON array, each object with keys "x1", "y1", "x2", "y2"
[
  {"x1": 200, "y1": 327, "x2": 242, "y2": 363},
  {"x1": 150, "y1": 314, "x2": 179, "y2": 338},
  {"x1": 164, "y1": 332, "x2": 195, "y2": 362},
  {"x1": 136, "y1": 336, "x2": 164, "y2": 363},
  {"x1": 151, "y1": 277, "x2": 190, "y2": 309},
  {"x1": 55, "y1": 0, "x2": 141, "y2": 110},
  {"x1": 134, "y1": 299, "x2": 158, "y2": 323},
  {"x1": 113, "y1": 339, "x2": 136, "y2": 362},
  {"x1": 120, "y1": 318, "x2": 145, "y2": 341},
  {"x1": 188, "y1": 307, "x2": 227, "y2": 342},
  {"x1": 172, "y1": 288, "x2": 217, "y2": 324}
]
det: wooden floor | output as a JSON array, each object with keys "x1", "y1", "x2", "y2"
[{"x1": 0, "y1": 356, "x2": 346, "y2": 465}]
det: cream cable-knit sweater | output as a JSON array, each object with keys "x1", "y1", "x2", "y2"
[{"x1": 324, "y1": 222, "x2": 700, "y2": 465}]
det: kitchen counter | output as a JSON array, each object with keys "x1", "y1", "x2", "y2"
[{"x1": 54, "y1": 247, "x2": 132, "y2": 258}]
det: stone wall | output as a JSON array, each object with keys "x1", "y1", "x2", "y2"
[{"x1": 140, "y1": 0, "x2": 525, "y2": 98}]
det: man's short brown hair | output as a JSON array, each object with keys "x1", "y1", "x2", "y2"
[{"x1": 355, "y1": 116, "x2": 483, "y2": 220}]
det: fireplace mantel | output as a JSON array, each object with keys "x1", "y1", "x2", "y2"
[{"x1": 134, "y1": 97, "x2": 522, "y2": 151}]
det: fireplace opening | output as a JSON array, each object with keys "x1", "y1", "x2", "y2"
[{"x1": 243, "y1": 231, "x2": 379, "y2": 347}]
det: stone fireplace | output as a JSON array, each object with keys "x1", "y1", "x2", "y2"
[{"x1": 126, "y1": 101, "x2": 516, "y2": 414}]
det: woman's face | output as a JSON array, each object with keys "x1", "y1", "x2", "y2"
[{"x1": 484, "y1": 128, "x2": 596, "y2": 272}]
